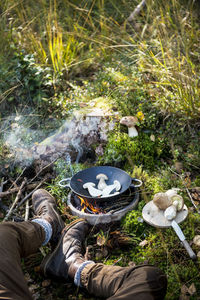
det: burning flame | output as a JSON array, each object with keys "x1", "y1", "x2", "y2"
[{"x1": 78, "y1": 196, "x2": 102, "y2": 214}]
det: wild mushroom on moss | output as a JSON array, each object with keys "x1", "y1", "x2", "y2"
[{"x1": 120, "y1": 116, "x2": 139, "y2": 137}]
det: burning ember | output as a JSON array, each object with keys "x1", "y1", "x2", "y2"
[{"x1": 73, "y1": 194, "x2": 104, "y2": 214}]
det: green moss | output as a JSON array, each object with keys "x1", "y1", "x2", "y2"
[{"x1": 101, "y1": 131, "x2": 169, "y2": 170}]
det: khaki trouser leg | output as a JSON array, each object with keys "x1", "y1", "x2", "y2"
[
  {"x1": 81, "y1": 263, "x2": 167, "y2": 300},
  {"x1": 0, "y1": 221, "x2": 45, "y2": 300}
]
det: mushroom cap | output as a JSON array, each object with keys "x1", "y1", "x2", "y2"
[
  {"x1": 165, "y1": 189, "x2": 177, "y2": 198},
  {"x1": 164, "y1": 204, "x2": 177, "y2": 220},
  {"x1": 96, "y1": 173, "x2": 108, "y2": 180},
  {"x1": 113, "y1": 180, "x2": 121, "y2": 191},
  {"x1": 153, "y1": 192, "x2": 172, "y2": 210},
  {"x1": 171, "y1": 194, "x2": 184, "y2": 211},
  {"x1": 120, "y1": 116, "x2": 138, "y2": 127},
  {"x1": 193, "y1": 235, "x2": 200, "y2": 247},
  {"x1": 83, "y1": 182, "x2": 96, "y2": 189}
]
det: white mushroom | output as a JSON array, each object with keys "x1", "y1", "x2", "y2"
[
  {"x1": 171, "y1": 194, "x2": 184, "y2": 211},
  {"x1": 101, "y1": 180, "x2": 121, "y2": 197},
  {"x1": 96, "y1": 173, "x2": 108, "y2": 190},
  {"x1": 120, "y1": 116, "x2": 139, "y2": 137},
  {"x1": 83, "y1": 182, "x2": 102, "y2": 197},
  {"x1": 165, "y1": 189, "x2": 178, "y2": 199},
  {"x1": 193, "y1": 235, "x2": 200, "y2": 247},
  {"x1": 153, "y1": 192, "x2": 172, "y2": 210},
  {"x1": 164, "y1": 201, "x2": 179, "y2": 221}
]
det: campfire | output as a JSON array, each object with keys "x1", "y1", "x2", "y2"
[{"x1": 67, "y1": 187, "x2": 139, "y2": 225}]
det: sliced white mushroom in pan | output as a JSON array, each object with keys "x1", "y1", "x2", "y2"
[
  {"x1": 83, "y1": 182, "x2": 103, "y2": 197},
  {"x1": 96, "y1": 173, "x2": 108, "y2": 190},
  {"x1": 101, "y1": 180, "x2": 121, "y2": 197}
]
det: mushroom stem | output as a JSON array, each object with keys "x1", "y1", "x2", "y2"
[
  {"x1": 83, "y1": 182, "x2": 103, "y2": 197},
  {"x1": 128, "y1": 126, "x2": 138, "y2": 137},
  {"x1": 101, "y1": 180, "x2": 121, "y2": 197}
]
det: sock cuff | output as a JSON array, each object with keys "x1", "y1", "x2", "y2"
[
  {"x1": 32, "y1": 218, "x2": 52, "y2": 245},
  {"x1": 74, "y1": 261, "x2": 95, "y2": 287}
]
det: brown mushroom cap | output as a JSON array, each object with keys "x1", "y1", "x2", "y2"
[
  {"x1": 120, "y1": 116, "x2": 138, "y2": 127},
  {"x1": 153, "y1": 192, "x2": 172, "y2": 210}
]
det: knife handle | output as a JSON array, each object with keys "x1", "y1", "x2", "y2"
[{"x1": 182, "y1": 240, "x2": 197, "y2": 260}]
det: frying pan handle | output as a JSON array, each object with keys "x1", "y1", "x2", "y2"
[
  {"x1": 171, "y1": 221, "x2": 197, "y2": 260},
  {"x1": 58, "y1": 178, "x2": 71, "y2": 188},
  {"x1": 130, "y1": 178, "x2": 142, "y2": 188}
]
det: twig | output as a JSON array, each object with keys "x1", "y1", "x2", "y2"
[
  {"x1": 0, "y1": 178, "x2": 8, "y2": 211},
  {"x1": 14, "y1": 175, "x2": 49, "y2": 211},
  {"x1": 0, "y1": 178, "x2": 4, "y2": 194},
  {"x1": 28, "y1": 158, "x2": 58, "y2": 184},
  {"x1": 25, "y1": 198, "x2": 30, "y2": 221},
  {"x1": 168, "y1": 167, "x2": 200, "y2": 214},
  {"x1": 8, "y1": 167, "x2": 27, "y2": 190},
  {"x1": 9, "y1": 177, "x2": 18, "y2": 188},
  {"x1": 3, "y1": 178, "x2": 27, "y2": 221},
  {"x1": 0, "y1": 182, "x2": 43, "y2": 198},
  {"x1": 186, "y1": 188, "x2": 200, "y2": 214},
  {"x1": 126, "y1": 0, "x2": 146, "y2": 23}
]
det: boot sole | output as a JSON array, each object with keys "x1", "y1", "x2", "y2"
[{"x1": 41, "y1": 218, "x2": 86, "y2": 278}]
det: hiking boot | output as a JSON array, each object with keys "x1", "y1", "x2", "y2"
[
  {"x1": 40, "y1": 219, "x2": 90, "y2": 280},
  {"x1": 32, "y1": 189, "x2": 65, "y2": 246}
]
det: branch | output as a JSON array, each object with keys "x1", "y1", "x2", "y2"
[
  {"x1": 126, "y1": 0, "x2": 146, "y2": 23},
  {"x1": 0, "y1": 182, "x2": 43, "y2": 198},
  {"x1": 14, "y1": 175, "x2": 50, "y2": 212},
  {"x1": 3, "y1": 178, "x2": 27, "y2": 221},
  {"x1": 25, "y1": 199, "x2": 30, "y2": 221}
]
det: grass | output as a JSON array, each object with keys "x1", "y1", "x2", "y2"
[{"x1": 0, "y1": 0, "x2": 200, "y2": 299}]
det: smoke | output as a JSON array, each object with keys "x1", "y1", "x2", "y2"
[{"x1": 1, "y1": 109, "x2": 116, "y2": 167}]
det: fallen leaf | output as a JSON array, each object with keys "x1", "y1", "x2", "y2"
[
  {"x1": 128, "y1": 261, "x2": 136, "y2": 267},
  {"x1": 34, "y1": 266, "x2": 41, "y2": 273},
  {"x1": 139, "y1": 240, "x2": 148, "y2": 247},
  {"x1": 181, "y1": 284, "x2": 188, "y2": 295},
  {"x1": 97, "y1": 235, "x2": 106, "y2": 246},
  {"x1": 42, "y1": 279, "x2": 51, "y2": 287},
  {"x1": 188, "y1": 283, "x2": 196, "y2": 295}
]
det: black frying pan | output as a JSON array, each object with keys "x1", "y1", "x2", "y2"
[{"x1": 59, "y1": 166, "x2": 142, "y2": 200}]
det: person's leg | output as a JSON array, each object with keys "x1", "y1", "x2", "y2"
[
  {"x1": 41, "y1": 219, "x2": 167, "y2": 300},
  {"x1": 0, "y1": 189, "x2": 64, "y2": 300},
  {"x1": 81, "y1": 263, "x2": 167, "y2": 300},
  {"x1": 0, "y1": 221, "x2": 45, "y2": 300}
]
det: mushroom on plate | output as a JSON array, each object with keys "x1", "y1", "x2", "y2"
[
  {"x1": 153, "y1": 192, "x2": 172, "y2": 210},
  {"x1": 96, "y1": 173, "x2": 108, "y2": 190},
  {"x1": 83, "y1": 182, "x2": 102, "y2": 197},
  {"x1": 164, "y1": 200, "x2": 179, "y2": 221},
  {"x1": 120, "y1": 116, "x2": 139, "y2": 137},
  {"x1": 171, "y1": 194, "x2": 184, "y2": 211}
]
